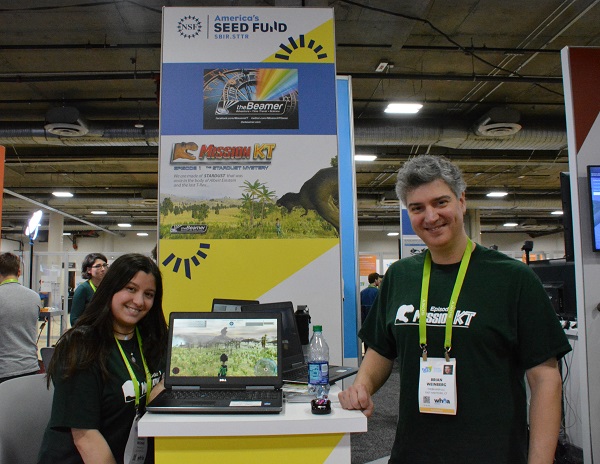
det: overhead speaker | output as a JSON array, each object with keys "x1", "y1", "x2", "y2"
[
  {"x1": 44, "y1": 106, "x2": 89, "y2": 137},
  {"x1": 474, "y1": 107, "x2": 522, "y2": 137}
]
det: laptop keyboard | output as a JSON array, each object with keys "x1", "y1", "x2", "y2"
[
  {"x1": 285, "y1": 365, "x2": 309, "y2": 381},
  {"x1": 163, "y1": 389, "x2": 280, "y2": 401}
]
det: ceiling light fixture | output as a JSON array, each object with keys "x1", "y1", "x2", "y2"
[
  {"x1": 503, "y1": 222, "x2": 518, "y2": 227},
  {"x1": 117, "y1": 223, "x2": 132, "y2": 228},
  {"x1": 486, "y1": 191, "x2": 508, "y2": 197},
  {"x1": 137, "y1": 232, "x2": 149, "y2": 237},
  {"x1": 91, "y1": 210, "x2": 107, "y2": 215},
  {"x1": 355, "y1": 154, "x2": 377, "y2": 162},
  {"x1": 384, "y1": 103, "x2": 423, "y2": 114},
  {"x1": 551, "y1": 210, "x2": 564, "y2": 215},
  {"x1": 387, "y1": 232, "x2": 399, "y2": 236},
  {"x1": 25, "y1": 210, "x2": 43, "y2": 239},
  {"x1": 52, "y1": 191, "x2": 73, "y2": 197}
]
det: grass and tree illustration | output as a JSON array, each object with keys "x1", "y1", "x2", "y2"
[
  {"x1": 159, "y1": 178, "x2": 337, "y2": 239},
  {"x1": 170, "y1": 341, "x2": 277, "y2": 377}
]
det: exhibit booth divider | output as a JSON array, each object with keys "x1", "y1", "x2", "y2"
[{"x1": 152, "y1": 7, "x2": 366, "y2": 462}]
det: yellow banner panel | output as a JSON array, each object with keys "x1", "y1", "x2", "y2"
[
  {"x1": 154, "y1": 434, "x2": 344, "y2": 463},
  {"x1": 263, "y1": 19, "x2": 335, "y2": 64},
  {"x1": 159, "y1": 238, "x2": 338, "y2": 312}
]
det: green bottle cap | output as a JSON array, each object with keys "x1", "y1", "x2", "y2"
[{"x1": 313, "y1": 325, "x2": 322, "y2": 332}]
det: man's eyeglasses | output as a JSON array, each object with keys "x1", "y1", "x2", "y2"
[{"x1": 91, "y1": 264, "x2": 109, "y2": 269}]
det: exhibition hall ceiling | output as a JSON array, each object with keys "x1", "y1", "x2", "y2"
[{"x1": 1, "y1": 0, "x2": 599, "y2": 240}]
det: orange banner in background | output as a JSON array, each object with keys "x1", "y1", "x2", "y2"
[{"x1": 359, "y1": 255, "x2": 377, "y2": 276}]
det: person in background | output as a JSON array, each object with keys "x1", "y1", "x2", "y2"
[
  {"x1": 0, "y1": 252, "x2": 42, "y2": 384},
  {"x1": 70, "y1": 252, "x2": 108, "y2": 326},
  {"x1": 39, "y1": 253, "x2": 168, "y2": 464},
  {"x1": 339, "y1": 155, "x2": 571, "y2": 464},
  {"x1": 360, "y1": 272, "x2": 381, "y2": 325}
]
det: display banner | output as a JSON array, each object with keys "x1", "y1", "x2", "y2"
[
  {"x1": 337, "y1": 76, "x2": 359, "y2": 361},
  {"x1": 159, "y1": 8, "x2": 343, "y2": 360},
  {"x1": 561, "y1": 46, "x2": 600, "y2": 463},
  {"x1": 358, "y1": 254, "x2": 377, "y2": 289},
  {"x1": 400, "y1": 209, "x2": 427, "y2": 258}
]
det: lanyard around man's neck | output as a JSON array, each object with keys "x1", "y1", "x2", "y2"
[
  {"x1": 419, "y1": 238, "x2": 473, "y2": 361},
  {"x1": 0, "y1": 278, "x2": 19, "y2": 285}
]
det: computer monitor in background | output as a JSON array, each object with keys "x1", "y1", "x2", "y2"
[
  {"x1": 529, "y1": 259, "x2": 577, "y2": 322},
  {"x1": 211, "y1": 298, "x2": 259, "y2": 312}
]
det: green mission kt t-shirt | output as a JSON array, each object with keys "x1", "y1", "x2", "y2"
[{"x1": 361, "y1": 244, "x2": 572, "y2": 464}]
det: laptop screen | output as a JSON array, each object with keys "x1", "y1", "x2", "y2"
[
  {"x1": 241, "y1": 301, "x2": 305, "y2": 370},
  {"x1": 165, "y1": 311, "x2": 282, "y2": 388}
]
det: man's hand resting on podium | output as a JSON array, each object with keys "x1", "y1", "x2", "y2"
[{"x1": 337, "y1": 349, "x2": 393, "y2": 418}]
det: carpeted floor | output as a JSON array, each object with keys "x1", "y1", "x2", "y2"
[{"x1": 350, "y1": 361, "x2": 399, "y2": 464}]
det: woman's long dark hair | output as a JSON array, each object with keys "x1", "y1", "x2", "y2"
[{"x1": 48, "y1": 253, "x2": 168, "y2": 383}]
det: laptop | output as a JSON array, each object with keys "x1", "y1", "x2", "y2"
[
  {"x1": 146, "y1": 311, "x2": 283, "y2": 414},
  {"x1": 240, "y1": 301, "x2": 358, "y2": 385},
  {"x1": 211, "y1": 298, "x2": 259, "y2": 312}
]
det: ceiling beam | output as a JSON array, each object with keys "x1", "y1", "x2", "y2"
[
  {"x1": 3, "y1": 189, "x2": 121, "y2": 236},
  {"x1": 0, "y1": 71, "x2": 562, "y2": 85}
]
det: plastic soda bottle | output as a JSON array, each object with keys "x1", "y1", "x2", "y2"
[{"x1": 307, "y1": 325, "x2": 330, "y2": 400}]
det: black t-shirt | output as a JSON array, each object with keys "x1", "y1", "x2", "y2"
[
  {"x1": 361, "y1": 244, "x2": 572, "y2": 464},
  {"x1": 38, "y1": 338, "x2": 163, "y2": 464}
]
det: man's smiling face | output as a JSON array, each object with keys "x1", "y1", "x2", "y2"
[{"x1": 406, "y1": 178, "x2": 466, "y2": 255}]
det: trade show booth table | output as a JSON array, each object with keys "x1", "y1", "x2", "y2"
[{"x1": 139, "y1": 387, "x2": 368, "y2": 463}]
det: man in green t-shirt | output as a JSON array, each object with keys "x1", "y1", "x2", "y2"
[{"x1": 339, "y1": 155, "x2": 571, "y2": 464}]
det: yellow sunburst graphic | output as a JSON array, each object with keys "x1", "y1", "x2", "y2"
[{"x1": 264, "y1": 19, "x2": 335, "y2": 64}]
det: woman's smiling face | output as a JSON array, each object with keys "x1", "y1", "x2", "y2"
[{"x1": 111, "y1": 271, "x2": 156, "y2": 334}]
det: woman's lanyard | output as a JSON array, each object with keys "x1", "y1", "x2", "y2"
[
  {"x1": 419, "y1": 238, "x2": 473, "y2": 361},
  {"x1": 89, "y1": 281, "x2": 97, "y2": 292},
  {"x1": 115, "y1": 328, "x2": 152, "y2": 411}
]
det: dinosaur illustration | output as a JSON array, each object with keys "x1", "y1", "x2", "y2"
[
  {"x1": 172, "y1": 142, "x2": 198, "y2": 161},
  {"x1": 276, "y1": 167, "x2": 339, "y2": 233}
]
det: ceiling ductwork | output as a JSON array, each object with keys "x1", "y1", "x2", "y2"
[
  {"x1": 1, "y1": 196, "x2": 159, "y2": 212},
  {"x1": 0, "y1": 116, "x2": 566, "y2": 151},
  {"x1": 0, "y1": 122, "x2": 159, "y2": 146},
  {"x1": 369, "y1": 196, "x2": 561, "y2": 210},
  {"x1": 466, "y1": 197, "x2": 561, "y2": 209},
  {"x1": 354, "y1": 118, "x2": 566, "y2": 151}
]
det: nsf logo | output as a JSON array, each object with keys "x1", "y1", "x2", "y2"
[
  {"x1": 178, "y1": 15, "x2": 201, "y2": 39},
  {"x1": 421, "y1": 366, "x2": 432, "y2": 373}
]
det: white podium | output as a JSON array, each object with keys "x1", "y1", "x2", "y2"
[{"x1": 139, "y1": 386, "x2": 368, "y2": 463}]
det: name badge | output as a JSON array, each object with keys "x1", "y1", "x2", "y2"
[
  {"x1": 123, "y1": 413, "x2": 147, "y2": 463},
  {"x1": 418, "y1": 357, "x2": 457, "y2": 415}
]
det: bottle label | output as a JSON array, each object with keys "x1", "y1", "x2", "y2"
[{"x1": 308, "y1": 361, "x2": 329, "y2": 385}]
